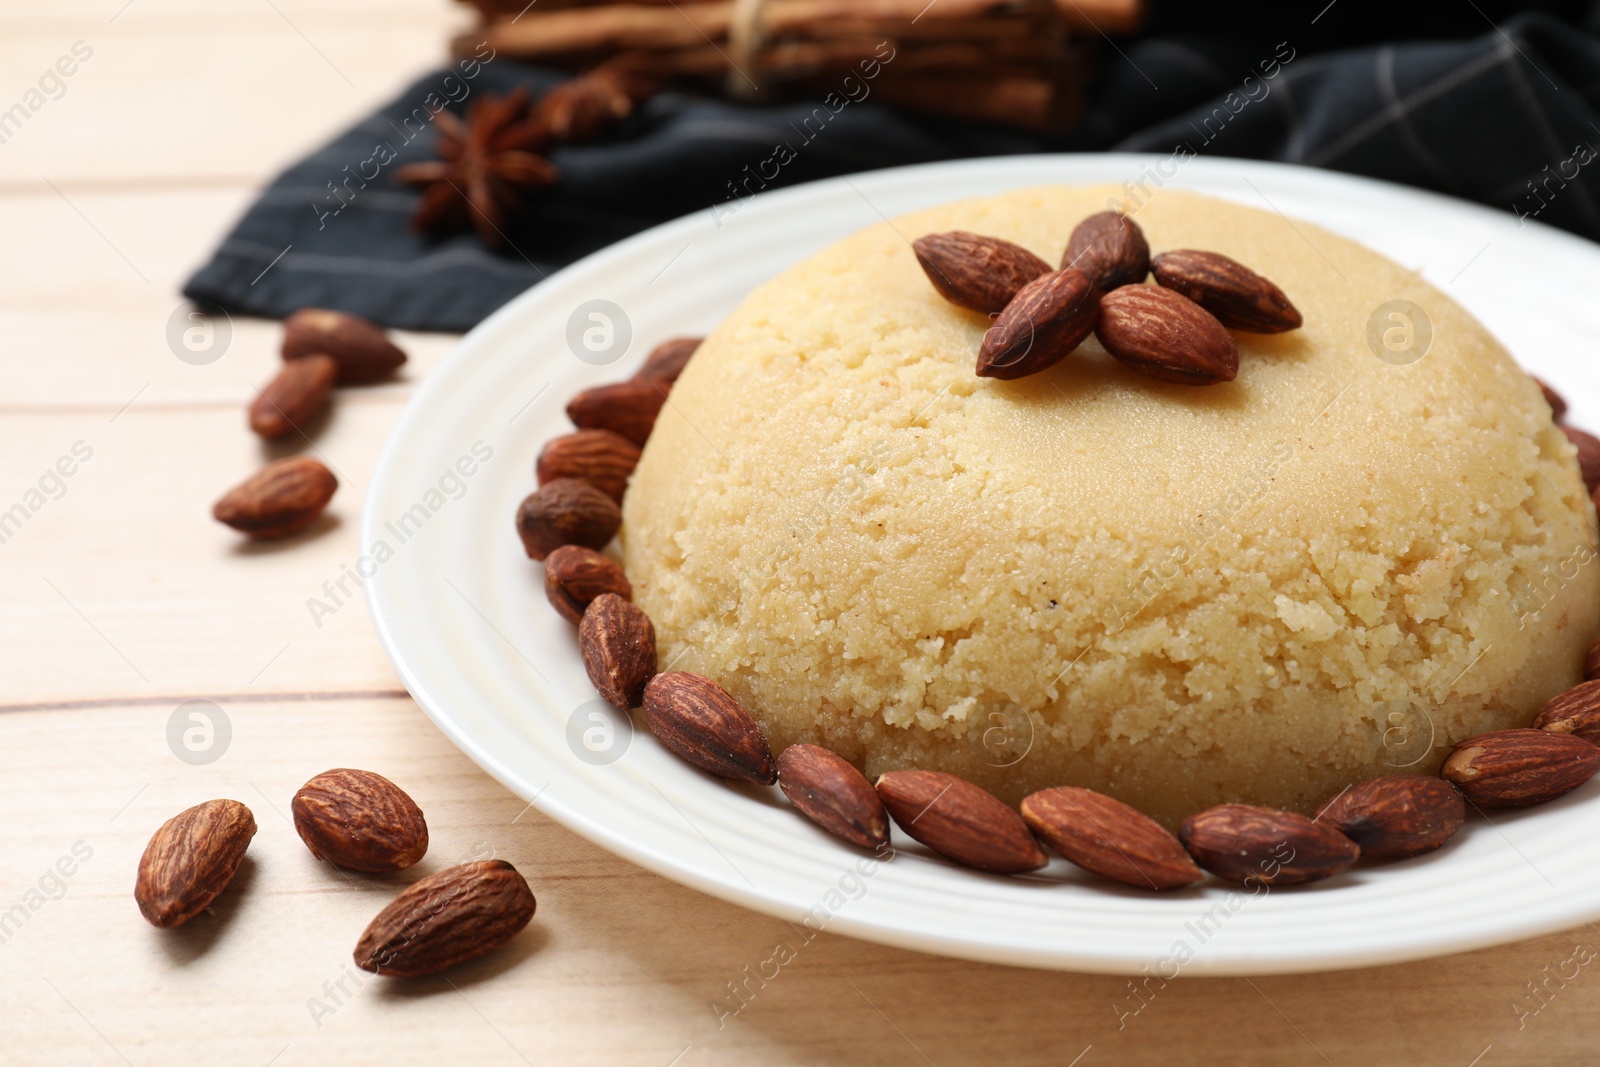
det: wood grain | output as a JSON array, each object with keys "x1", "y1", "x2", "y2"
[{"x1": 2, "y1": 2, "x2": 1599, "y2": 1063}]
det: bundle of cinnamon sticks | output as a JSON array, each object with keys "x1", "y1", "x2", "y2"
[{"x1": 452, "y1": 0, "x2": 1146, "y2": 134}]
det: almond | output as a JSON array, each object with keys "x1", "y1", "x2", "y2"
[
  {"x1": 777, "y1": 744, "x2": 889, "y2": 849},
  {"x1": 1586, "y1": 638, "x2": 1600, "y2": 682},
  {"x1": 135, "y1": 799, "x2": 257, "y2": 929},
  {"x1": 213, "y1": 456, "x2": 337, "y2": 538},
  {"x1": 292, "y1": 769, "x2": 429, "y2": 872},
  {"x1": 579, "y1": 593, "x2": 656, "y2": 708},
  {"x1": 354, "y1": 860, "x2": 535, "y2": 977},
  {"x1": 282, "y1": 308, "x2": 407, "y2": 384},
  {"x1": 1534, "y1": 679, "x2": 1600, "y2": 744},
  {"x1": 536, "y1": 429, "x2": 640, "y2": 503},
  {"x1": 635, "y1": 336, "x2": 702, "y2": 385},
  {"x1": 1179, "y1": 804, "x2": 1358, "y2": 885},
  {"x1": 1150, "y1": 249, "x2": 1302, "y2": 333},
  {"x1": 641, "y1": 672, "x2": 777, "y2": 784},
  {"x1": 1562, "y1": 425, "x2": 1600, "y2": 493},
  {"x1": 1314, "y1": 775, "x2": 1464, "y2": 860},
  {"x1": 976, "y1": 267, "x2": 1097, "y2": 380},
  {"x1": 913, "y1": 231, "x2": 1052, "y2": 315},
  {"x1": 874, "y1": 770, "x2": 1046, "y2": 874},
  {"x1": 544, "y1": 544, "x2": 632, "y2": 624},
  {"x1": 1061, "y1": 211, "x2": 1149, "y2": 293},
  {"x1": 249, "y1": 354, "x2": 337, "y2": 438},
  {"x1": 1096, "y1": 284, "x2": 1238, "y2": 385},
  {"x1": 1533, "y1": 375, "x2": 1567, "y2": 421},
  {"x1": 1442, "y1": 728, "x2": 1600, "y2": 807},
  {"x1": 1020, "y1": 786, "x2": 1202, "y2": 889},
  {"x1": 567, "y1": 380, "x2": 668, "y2": 447},
  {"x1": 515, "y1": 478, "x2": 620, "y2": 560}
]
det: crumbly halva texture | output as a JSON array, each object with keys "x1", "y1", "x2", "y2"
[{"x1": 622, "y1": 185, "x2": 1599, "y2": 825}]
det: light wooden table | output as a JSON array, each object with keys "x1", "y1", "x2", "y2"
[{"x1": 3, "y1": 3, "x2": 1598, "y2": 1063}]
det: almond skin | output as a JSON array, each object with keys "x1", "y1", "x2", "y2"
[
  {"x1": 1534, "y1": 679, "x2": 1600, "y2": 744},
  {"x1": 642, "y1": 672, "x2": 777, "y2": 784},
  {"x1": 1179, "y1": 804, "x2": 1358, "y2": 885},
  {"x1": 515, "y1": 478, "x2": 620, "y2": 560},
  {"x1": 135, "y1": 799, "x2": 257, "y2": 929},
  {"x1": 913, "y1": 231, "x2": 1052, "y2": 315},
  {"x1": 1442, "y1": 728, "x2": 1600, "y2": 807},
  {"x1": 1020, "y1": 786, "x2": 1202, "y2": 889},
  {"x1": 544, "y1": 544, "x2": 632, "y2": 624},
  {"x1": 213, "y1": 457, "x2": 337, "y2": 538},
  {"x1": 1061, "y1": 211, "x2": 1149, "y2": 293},
  {"x1": 1533, "y1": 376, "x2": 1567, "y2": 421},
  {"x1": 292, "y1": 769, "x2": 429, "y2": 872},
  {"x1": 777, "y1": 744, "x2": 889, "y2": 849},
  {"x1": 1150, "y1": 249, "x2": 1302, "y2": 333},
  {"x1": 1585, "y1": 638, "x2": 1600, "y2": 682},
  {"x1": 282, "y1": 308, "x2": 407, "y2": 384},
  {"x1": 578, "y1": 593, "x2": 656, "y2": 708},
  {"x1": 635, "y1": 337, "x2": 702, "y2": 385},
  {"x1": 249, "y1": 354, "x2": 337, "y2": 438},
  {"x1": 1314, "y1": 775, "x2": 1464, "y2": 860},
  {"x1": 354, "y1": 860, "x2": 535, "y2": 977},
  {"x1": 875, "y1": 770, "x2": 1046, "y2": 874},
  {"x1": 1096, "y1": 284, "x2": 1239, "y2": 385},
  {"x1": 536, "y1": 429, "x2": 640, "y2": 503},
  {"x1": 1561, "y1": 425, "x2": 1600, "y2": 493},
  {"x1": 976, "y1": 268, "x2": 1097, "y2": 380},
  {"x1": 567, "y1": 380, "x2": 668, "y2": 447}
]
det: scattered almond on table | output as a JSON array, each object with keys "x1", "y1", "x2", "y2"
[{"x1": 136, "y1": 768, "x2": 538, "y2": 977}]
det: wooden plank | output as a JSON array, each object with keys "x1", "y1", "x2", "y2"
[
  {"x1": 0, "y1": 184, "x2": 460, "y2": 409},
  {"x1": 0, "y1": 1, "x2": 472, "y2": 185}
]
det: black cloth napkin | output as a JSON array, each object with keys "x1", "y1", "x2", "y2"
[{"x1": 184, "y1": 1, "x2": 1600, "y2": 333}]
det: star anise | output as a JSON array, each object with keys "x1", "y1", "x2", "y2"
[
  {"x1": 397, "y1": 58, "x2": 661, "y2": 249},
  {"x1": 396, "y1": 87, "x2": 557, "y2": 249}
]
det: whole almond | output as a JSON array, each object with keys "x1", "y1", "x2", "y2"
[
  {"x1": 1096, "y1": 284, "x2": 1239, "y2": 385},
  {"x1": 567, "y1": 380, "x2": 668, "y2": 447},
  {"x1": 642, "y1": 672, "x2": 777, "y2": 784},
  {"x1": 544, "y1": 544, "x2": 632, "y2": 624},
  {"x1": 913, "y1": 231, "x2": 1052, "y2": 315},
  {"x1": 537, "y1": 429, "x2": 640, "y2": 503},
  {"x1": 1150, "y1": 249, "x2": 1302, "y2": 333},
  {"x1": 1585, "y1": 638, "x2": 1600, "y2": 681},
  {"x1": 635, "y1": 337, "x2": 702, "y2": 385},
  {"x1": 777, "y1": 744, "x2": 889, "y2": 849},
  {"x1": 1179, "y1": 804, "x2": 1358, "y2": 885},
  {"x1": 1534, "y1": 679, "x2": 1600, "y2": 744},
  {"x1": 515, "y1": 478, "x2": 620, "y2": 560},
  {"x1": 1020, "y1": 786, "x2": 1202, "y2": 890},
  {"x1": 354, "y1": 860, "x2": 535, "y2": 977},
  {"x1": 282, "y1": 308, "x2": 407, "y2": 384},
  {"x1": 213, "y1": 456, "x2": 337, "y2": 538},
  {"x1": 1562, "y1": 425, "x2": 1600, "y2": 492},
  {"x1": 579, "y1": 593, "x2": 656, "y2": 707},
  {"x1": 976, "y1": 267, "x2": 1097, "y2": 380},
  {"x1": 135, "y1": 799, "x2": 257, "y2": 929},
  {"x1": 1314, "y1": 775, "x2": 1464, "y2": 860},
  {"x1": 250, "y1": 354, "x2": 337, "y2": 438},
  {"x1": 1061, "y1": 211, "x2": 1149, "y2": 292},
  {"x1": 292, "y1": 769, "x2": 429, "y2": 872},
  {"x1": 1442, "y1": 728, "x2": 1600, "y2": 807},
  {"x1": 875, "y1": 770, "x2": 1046, "y2": 874},
  {"x1": 1533, "y1": 375, "x2": 1566, "y2": 421}
]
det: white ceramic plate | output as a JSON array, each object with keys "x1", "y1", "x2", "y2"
[{"x1": 364, "y1": 155, "x2": 1600, "y2": 975}]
